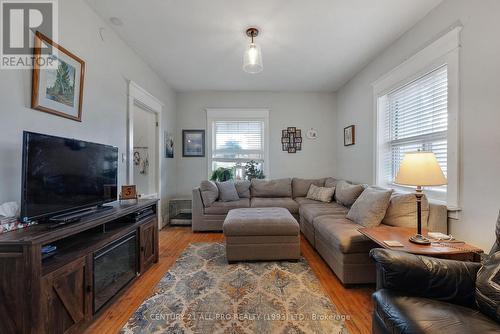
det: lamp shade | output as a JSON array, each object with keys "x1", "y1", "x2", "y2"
[
  {"x1": 395, "y1": 151, "x2": 447, "y2": 187},
  {"x1": 243, "y1": 42, "x2": 263, "y2": 74}
]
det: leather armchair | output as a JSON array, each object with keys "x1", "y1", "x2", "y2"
[{"x1": 369, "y1": 212, "x2": 500, "y2": 334}]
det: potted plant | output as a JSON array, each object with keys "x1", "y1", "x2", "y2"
[
  {"x1": 210, "y1": 167, "x2": 234, "y2": 182},
  {"x1": 244, "y1": 160, "x2": 265, "y2": 180}
]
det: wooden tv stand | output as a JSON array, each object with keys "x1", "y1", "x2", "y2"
[{"x1": 0, "y1": 199, "x2": 159, "y2": 334}]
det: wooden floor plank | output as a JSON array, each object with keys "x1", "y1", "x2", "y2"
[{"x1": 85, "y1": 227, "x2": 373, "y2": 334}]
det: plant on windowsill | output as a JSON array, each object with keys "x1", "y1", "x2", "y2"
[
  {"x1": 244, "y1": 160, "x2": 265, "y2": 180},
  {"x1": 210, "y1": 167, "x2": 234, "y2": 182}
]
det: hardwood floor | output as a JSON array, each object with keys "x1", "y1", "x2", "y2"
[{"x1": 85, "y1": 226, "x2": 374, "y2": 334}]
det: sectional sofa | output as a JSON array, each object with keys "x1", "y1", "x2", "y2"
[{"x1": 192, "y1": 177, "x2": 448, "y2": 284}]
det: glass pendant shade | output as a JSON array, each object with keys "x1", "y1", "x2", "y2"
[{"x1": 243, "y1": 42, "x2": 263, "y2": 74}]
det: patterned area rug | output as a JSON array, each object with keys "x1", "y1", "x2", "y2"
[{"x1": 121, "y1": 242, "x2": 349, "y2": 334}]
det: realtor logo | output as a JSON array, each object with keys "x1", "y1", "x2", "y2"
[{"x1": 1, "y1": 0, "x2": 58, "y2": 69}]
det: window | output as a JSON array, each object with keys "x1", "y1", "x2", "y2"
[
  {"x1": 382, "y1": 65, "x2": 448, "y2": 187},
  {"x1": 207, "y1": 109, "x2": 269, "y2": 179},
  {"x1": 374, "y1": 26, "x2": 461, "y2": 207}
]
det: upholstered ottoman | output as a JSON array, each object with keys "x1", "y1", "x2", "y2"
[{"x1": 223, "y1": 207, "x2": 300, "y2": 262}]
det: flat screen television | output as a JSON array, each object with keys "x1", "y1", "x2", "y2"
[{"x1": 21, "y1": 131, "x2": 118, "y2": 222}]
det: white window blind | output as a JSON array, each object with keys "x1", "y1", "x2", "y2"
[
  {"x1": 212, "y1": 120, "x2": 265, "y2": 163},
  {"x1": 383, "y1": 65, "x2": 448, "y2": 185}
]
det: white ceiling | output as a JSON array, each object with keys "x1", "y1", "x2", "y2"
[{"x1": 86, "y1": 0, "x2": 441, "y2": 92}]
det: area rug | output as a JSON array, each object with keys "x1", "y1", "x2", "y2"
[{"x1": 121, "y1": 242, "x2": 349, "y2": 334}]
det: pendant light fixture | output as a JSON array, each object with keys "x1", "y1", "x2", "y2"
[{"x1": 243, "y1": 27, "x2": 263, "y2": 74}]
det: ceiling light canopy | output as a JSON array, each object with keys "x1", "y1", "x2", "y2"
[{"x1": 243, "y1": 27, "x2": 263, "y2": 74}]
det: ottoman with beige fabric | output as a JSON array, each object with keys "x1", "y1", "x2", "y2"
[{"x1": 223, "y1": 207, "x2": 300, "y2": 262}]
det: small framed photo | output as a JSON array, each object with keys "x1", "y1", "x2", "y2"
[
  {"x1": 282, "y1": 129, "x2": 288, "y2": 138},
  {"x1": 287, "y1": 127, "x2": 296, "y2": 133},
  {"x1": 182, "y1": 130, "x2": 205, "y2": 157},
  {"x1": 288, "y1": 146, "x2": 296, "y2": 153},
  {"x1": 32, "y1": 32, "x2": 85, "y2": 122},
  {"x1": 344, "y1": 125, "x2": 355, "y2": 146},
  {"x1": 120, "y1": 185, "x2": 138, "y2": 200}
]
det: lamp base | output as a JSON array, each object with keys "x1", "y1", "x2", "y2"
[{"x1": 409, "y1": 234, "x2": 431, "y2": 245}]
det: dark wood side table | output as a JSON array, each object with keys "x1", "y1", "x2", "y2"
[{"x1": 359, "y1": 225, "x2": 483, "y2": 262}]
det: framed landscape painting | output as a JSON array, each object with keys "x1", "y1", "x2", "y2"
[
  {"x1": 182, "y1": 130, "x2": 205, "y2": 157},
  {"x1": 32, "y1": 32, "x2": 85, "y2": 122}
]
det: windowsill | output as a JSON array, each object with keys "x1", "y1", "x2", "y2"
[{"x1": 384, "y1": 182, "x2": 460, "y2": 211}]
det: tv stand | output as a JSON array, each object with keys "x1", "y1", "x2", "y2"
[
  {"x1": 48, "y1": 205, "x2": 114, "y2": 225},
  {"x1": 0, "y1": 199, "x2": 159, "y2": 334}
]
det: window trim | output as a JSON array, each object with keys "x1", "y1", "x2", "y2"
[
  {"x1": 206, "y1": 108, "x2": 270, "y2": 179},
  {"x1": 372, "y1": 25, "x2": 461, "y2": 208}
]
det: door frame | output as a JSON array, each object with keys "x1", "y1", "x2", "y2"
[{"x1": 127, "y1": 81, "x2": 163, "y2": 226}]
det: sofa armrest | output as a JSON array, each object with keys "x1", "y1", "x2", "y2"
[
  {"x1": 370, "y1": 248, "x2": 481, "y2": 307},
  {"x1": 192, "y1": 188, "x2": 204, "y2": 231}
]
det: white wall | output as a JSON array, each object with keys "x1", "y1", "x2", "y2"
[
  {"x1": 0, "y1": 0, "x2": 177, "y2": 220},
  {"x1": 175, "y1": 91, "x2": 337, "y2": 196},
  {"x1": 335, "y1": 0, "x2": 500, "y2": 250}
]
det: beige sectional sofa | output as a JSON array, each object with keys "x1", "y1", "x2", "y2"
[{"x1": 192, "y1": 177, "x2": 448, "y2": 284}]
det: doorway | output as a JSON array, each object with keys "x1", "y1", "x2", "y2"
[
  {"x1": 133, "y1": 104, "x2": 157, "y2": 198},
  {"x1": 127, "y1": 81, "x2": 163, "y2": 226}
]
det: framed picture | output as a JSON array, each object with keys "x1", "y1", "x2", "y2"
[
  {"x1": 344, "y1": 125, "x2": 355, "y2": 146},
  {"x1": 120, "y1": 185, "x2": 138, "y2": 201},
  {"x1": 165, "y1": 131, "x2": 174, "y2": 158},
  {"x1": 32, "y1": 32, "x2": 85, "y2": 122},
  {"x1": 182, "y1": 130, "x2": 205, "y2": 157}
]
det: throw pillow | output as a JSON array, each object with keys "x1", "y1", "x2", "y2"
[
  {"x1": 216, "y1": 180, "x2": 240, "y2": 202},
  {"x1": 200, "y1": 180, "x2": 218, "y2": 207},
  {"x1": 234, "y1": 180, "x2": 251, "y2": 198},
  {"x1": 347, "y1": 187, "x2": 393, "y2": 227},
  {"x1": 306, "y1": 184, "x2": 335, "y2": 203},
  {"x1": 335, "y1": 180, "x2": 365, "y2": 207},
  {"x1": 475, "y1": 251, "x2": 500, "y2": 322},
  {"x1": 382, "y1": 192, "x2": 430, "y2": 228}
]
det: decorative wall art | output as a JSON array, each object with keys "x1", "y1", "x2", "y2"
[
  {"x1": 165, "y1": 131, "x2": 174, "y2": 158},
  {"x1": 281, "y1": 127, "x2": 302, "y2": 153},
  {"x1": 32, "y1": 32, "x2": 85, "y2": 122},
  {"x1": 182, "y1": 130, "x2": 205, "y2": 157},
  {"x1": 306, "y1": 128, "x2": 318, "y2": 140},
  {"x1": 344, "y1": 125, "x2": 355, "y2": 146}
]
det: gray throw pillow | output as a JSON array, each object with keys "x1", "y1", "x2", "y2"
[
  {"x1": 335, "y1": 180, "x2": 365, "y2": 207},
  {"x1": 200, "y1": 180, "x2": 218, "y2": 207},
  {"x1": 347, "y1": 187, "x2": 393, "y2": 227},
  {"x1": 234, "y1": 180, "x2": 251, "y2": 198},
  {"x1": 306, "y1": 184, "x2": 335, "y2": 203},
  {"x1": 475, "y1": 251, "x2": 500, "y2": 322},
  {"x1": 216, "y1": 180, "x2": 240, "y2": 202}
]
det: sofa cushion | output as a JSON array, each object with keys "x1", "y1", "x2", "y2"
[
  {"x1": 292, "y1": 178, "x2": 325, "y2": 198},
  {"x1": 223, "y1": 207, "x2": 299, "y2": 236},
  {"x1": 324, "y1": 177, "x2": 339, "y2": 188},
  {"x1": 347, "y1": 187, "x2": 393, "y2": 227},
  {"x1": 251, "y1": 197, "x2": 299, "y2": 214},
  {"x1": 475, "y1": 251, "x2": 500, "y2": 323},
  {"x1": 203, "y1": 198, "x2": 250, "y2": 215},
  {"x1": 216, "y1": 180, "x2": 240, "y2": 202},
  {"x1": 335, "y1": 180, "x2": 364, "y2": 207},
  {"x1": 294, "y1": 197, "x2": 322, "y2": 205},
  {"x1": 382, "y1": 192, "x2": 430, "y2": 228},
  {"x1": 234, "y1": 180, "x2": 251, "y2": 198},
  {"x1": 373, "y1": 289, "x2": 500, "y2": 334},
  {"x1": 299, "y1": 202, "x2": 348, "y2": 223},
  {"x1": 200, "y1": 180, "x2": 219, "y2": 207},
  {"x1": 306, "y1": 184, "x2": 335, "y2": 203},
  {"x1": 313, "y1": 216, "x2": 376, "y2": 253},
  {"x1": 251, "y1": 178, "x2": 292, "y2": 197}
]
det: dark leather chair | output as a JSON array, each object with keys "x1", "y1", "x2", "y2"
[{"x1": 369, "y1": 214, "x2": 500, "y2": 334}]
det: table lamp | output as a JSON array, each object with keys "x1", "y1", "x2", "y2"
[{"x1": 395, "y1": 152, "x2": 447, "y2": 245}]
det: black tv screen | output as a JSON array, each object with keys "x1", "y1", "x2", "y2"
[{"x1": 21, "y1": 132, "x2": 118, "y2": 222}]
